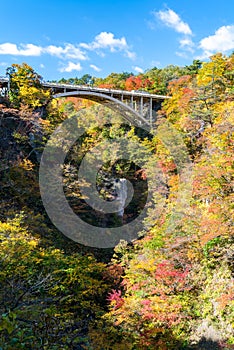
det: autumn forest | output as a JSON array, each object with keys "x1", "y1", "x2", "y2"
[{"x1": 0, "y1": 53, "x2": 233, "y2": 349}]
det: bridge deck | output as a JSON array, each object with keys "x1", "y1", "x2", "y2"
[
  {"x1": 0, "y1": 76, "x2": 170, "y2": 126},
  {"x1": 0, "y1": 76, "x2": 169, "y2": 100}
]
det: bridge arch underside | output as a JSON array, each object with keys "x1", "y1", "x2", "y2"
[{"x1": 53, "y1": 91, "x2": 152, "y2": 129}]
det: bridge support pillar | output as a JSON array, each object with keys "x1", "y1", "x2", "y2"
[
  {"x1": 140, "y1": 96, "x2": 143, "y2": 116},
  {"x1": 149, "y1": 97, "x2": 153, "y2": 127}
]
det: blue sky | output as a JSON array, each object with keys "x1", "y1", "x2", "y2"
[{"x1": 0, "y1": 0, "x2": 234, "y2": 80}]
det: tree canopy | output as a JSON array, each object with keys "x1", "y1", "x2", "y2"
[{"x1": 0, "y1": 55, "x2": 233, "y2": 349}]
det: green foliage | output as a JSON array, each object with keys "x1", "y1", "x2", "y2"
[
  {"x1": 0, "y1": 214, "x2": 109, "y2": 349},
  {"x1": 58, "y1": 73, "x2": 94, "y2": 86},
  {"x1": 95, "y1": 72, "x2": 133, "y2": 89}
]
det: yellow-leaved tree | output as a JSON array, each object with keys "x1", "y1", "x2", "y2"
[{"x1": 6, "y1": 63, "x2": 51, "y2": 109}]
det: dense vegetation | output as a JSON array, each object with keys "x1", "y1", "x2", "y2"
[{"x1": 0, "y1": 54, "x2": 233, "y2": 349}]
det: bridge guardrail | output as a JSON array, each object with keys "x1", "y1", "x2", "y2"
[
  {"x1": 1, "y1": 77, "x2": 170, "y2": 99},
  {"x1": 43, "y1": 81, "x2": 169, "y2": 99}
]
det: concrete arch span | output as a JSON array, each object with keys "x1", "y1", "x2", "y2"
[{"x1": 53, "y1": 90, "x2": 151, "y2": 128}]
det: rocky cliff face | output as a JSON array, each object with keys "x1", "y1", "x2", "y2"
[
  {"x1": 0, "y1": 105, "x2": 46, "y2": 169},
  {"x1": 0, "y1": 107, "x2": 24, "y2": 172}
]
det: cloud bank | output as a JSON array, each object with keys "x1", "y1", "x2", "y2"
[{"x1": 0, "y1": 32, "x2": 136, "y2": 73}]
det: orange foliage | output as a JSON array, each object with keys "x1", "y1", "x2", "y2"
[{"x1": 125, "y1": 75, "x2": 152, "y2": 91}]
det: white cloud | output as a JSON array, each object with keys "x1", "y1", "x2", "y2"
[
  {"x1": 0, "y1": 43, "x2": 42, "y2": 56},
  {"x1": 40, "y1": 63, "x2": 45, "y2": 68},
  {"x1": 0, "y1": 42, "x2": 88, "y2": 61},
  {"x1": 80, "y1": 31, "x2": 136, "y2": 59},
  {"x1": 22, "y1": 44, "x2": 43, "y2": 56},
  {"x1": 59, "y1": 62, "x2": 82, "y2": 73},
  {"x1": 199, "y1": 25, "x2": 234, "y2": 56},
  {"x1": 44, "y1": 44, "x2": 88, "y2": 60},
  {"x1": 155, "y1": 8, "x2": 192, "y2": 35},
  {"x1": 125, "y1": 50, "x2": 136, "y2": 60},
  {"x1": 133, "y1": 66, "x2": 144, "y2": 73},
  {"x1": 44, "y1": 45, "x2": 64, "y2": 57},
  {"x1": 0, "y1": 32, "x2": 136, "y2": 67},
  {"x1": 90, "y1": 64, "x2": 101, "y2": 72},
  {"x1": 179, "y1": 37, "x2": 195, "y2": 53},
  {"x1": 80, "y1": 32, "x2": 128, "y2": 51}
]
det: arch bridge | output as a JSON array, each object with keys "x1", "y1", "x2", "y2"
[{"x1": 0, "y1": 77, "x2": 170, "y2": 127}]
